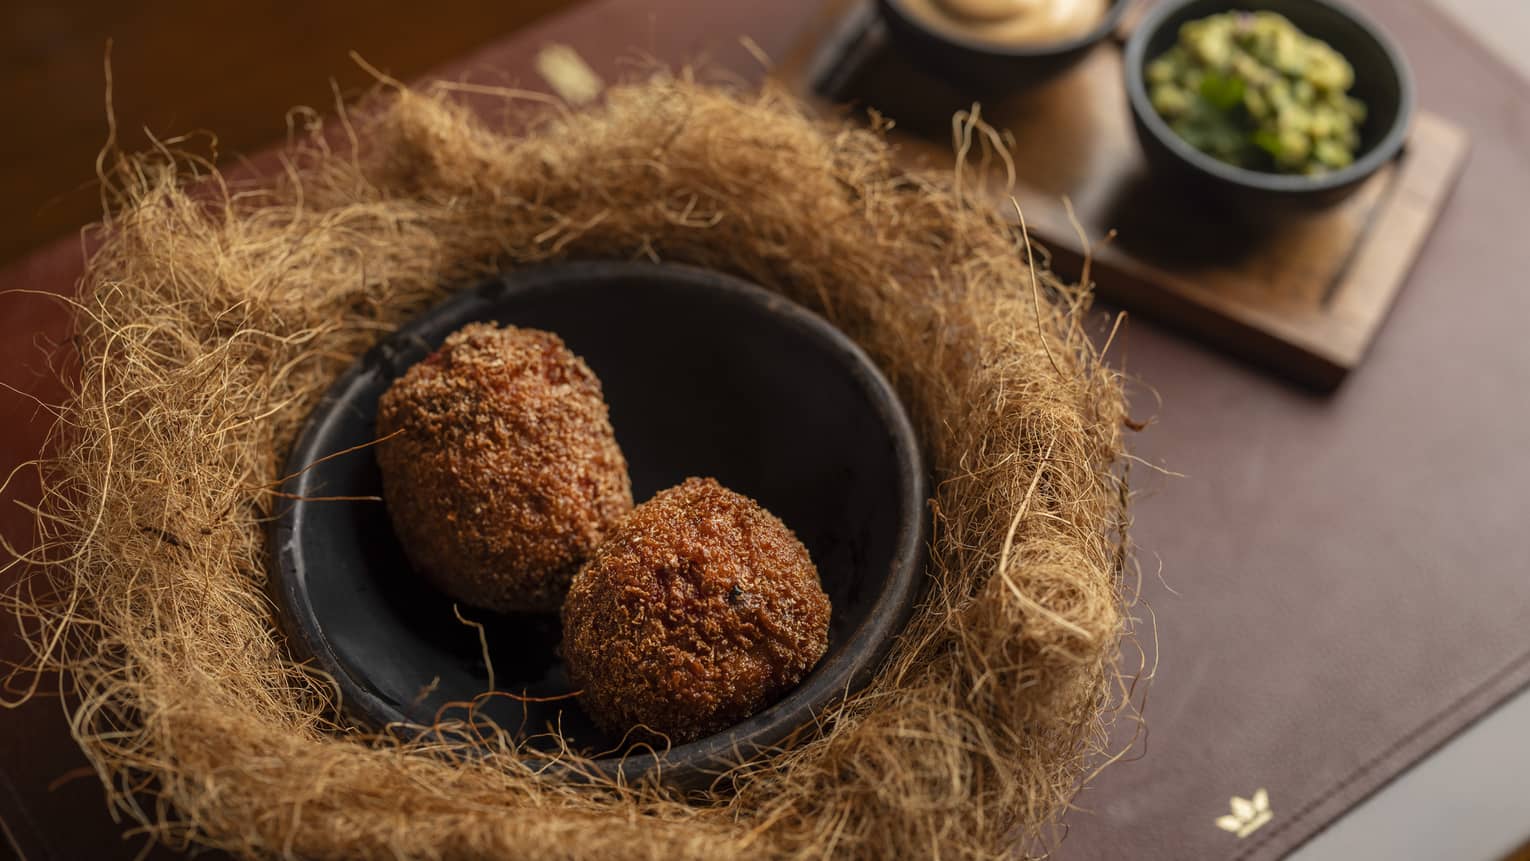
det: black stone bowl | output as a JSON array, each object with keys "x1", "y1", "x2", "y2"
[
  {"x1": 269, "y1": 261, "x2": 927, "y2": 788},
  {"x1": 877, "y1": 0, "x2": 1130, "y2": 93},
  {"x1": 1125, "y1": 0, "x2": 1415, "y2": 214}
]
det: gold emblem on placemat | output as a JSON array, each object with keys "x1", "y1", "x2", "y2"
[
  {"x1": 535, "y1": 44, "x2": 604, "y2": 105},
  {"x1": 1216, "y1": 788, "x2": 1272, "y2": 838}
]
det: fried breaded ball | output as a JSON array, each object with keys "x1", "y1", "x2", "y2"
[
  {"x1": 562, "y1": 477, "x2": 831, "y2": 742},
  {"x1": 375, "y1": 322, "x2": 633, "y2": 613}
]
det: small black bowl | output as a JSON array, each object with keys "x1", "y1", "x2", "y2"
[
  {"x1": 1125, "y1": 0, "x2": 1415, "y2": 213},
  {"x1": 878, "y1": 0, "x2": 1131, "y2": 92},
  {"x1": 269, "y1": 262, "x2": 927, "y2": 788}
]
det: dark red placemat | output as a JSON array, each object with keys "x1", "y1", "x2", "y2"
[
  {"x1": 3, "y1": 0, "x2": 1528, "y2": 858},
  {"x1": 1055, "y1": 3, "x2": 1530, "y2": 857}
]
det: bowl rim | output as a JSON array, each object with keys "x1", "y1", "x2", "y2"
[
  {"x1": 1123, "y1": 0, "x2": 1416, "y2": 194},
  {"x1": 270, "y1": 260, "x2": 930, "y2": 786},
  {"x1": 880, "y1": 0, "x2": 1132, "y2": 59}
]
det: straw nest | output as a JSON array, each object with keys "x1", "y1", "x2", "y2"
[{"x1": 6, "y1": 75, "x2": 1138, "y2": 859}]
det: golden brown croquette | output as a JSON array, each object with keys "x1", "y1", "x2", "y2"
[
  {"x1": 375, "y1": 322, "x2": 633, "y2": 613},
  {"x1": 562, "y1": 477, "x2": 831, "y2": 742}
]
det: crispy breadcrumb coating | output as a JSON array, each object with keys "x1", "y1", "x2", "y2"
[
  {"x1": 376, "y1": 322, "x2": 632, "y2": 613},
  {"x1": 563, "y1": 477, "x2": 830, "y2": 742}
]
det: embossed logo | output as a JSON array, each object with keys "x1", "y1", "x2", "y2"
[{"x1": 1216, "y1": 788, "x2": 1272, "y2": 838}]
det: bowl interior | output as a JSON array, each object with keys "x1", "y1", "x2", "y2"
[
  {"x1": 272, "y1": 262, "x2": 925, "y2": 776},
  {"x1": 1128, "y1": 0, "x2": 1411, "y2": 190},
  {"x1": 886, "y1": 0, "x2": 1130, "y2": 57}
]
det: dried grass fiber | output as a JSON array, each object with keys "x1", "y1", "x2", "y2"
[{"x1": 6, "y1": 75, "x2": 1136, "y2": 859}]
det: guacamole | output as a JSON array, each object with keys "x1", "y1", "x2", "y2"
[{"x1": 1146, "y1": 11, "x2": 1368, "y2": 175}]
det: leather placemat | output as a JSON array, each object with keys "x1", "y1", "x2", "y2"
[
  {"x1": 3, "y1": 0, "x2": 1529, "y2": 858},
  {"x1": 1050, "y1": 3, "x2": 1530, "y2": 857}
]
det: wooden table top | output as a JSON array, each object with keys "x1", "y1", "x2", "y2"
[{"x1": 0, "y1": 0, "x2": 584, "y2": 269}]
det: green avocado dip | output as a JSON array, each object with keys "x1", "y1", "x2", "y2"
[{"x1": 1146, "y1": 11, "x2": 1367, "y2": 175}]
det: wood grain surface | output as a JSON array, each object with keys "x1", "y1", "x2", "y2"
[
  {"x1": 776, "y1": 0, "x2": 1468, "y2": 390},
  {"x1": 1, "y1": 0, "x2": 583, "y2": 268}
]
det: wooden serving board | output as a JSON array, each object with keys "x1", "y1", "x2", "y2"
[{"x1": 774, "y1": 0, "x2": 1469, "y2": 390}]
